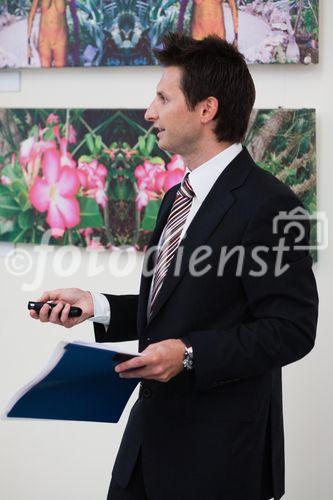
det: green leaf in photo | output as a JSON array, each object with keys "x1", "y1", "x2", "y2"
[
  {"x1": 0, "y1": 195, "x2": 21, "y2": 218},
  {"x1": 13, "y1": 227, "x2": 30, "y2": 244},
  {"x1": 18, "y1": 209, "x2": 34, "y2": 229},
  {"x1": 44, "y1": 128, "x2": 55, "y2": 141},
  {"x1": 150, "y1": 156, "x2": 165, "y2": 165},
  {"x1": 111, "y1": 181, "x2": 133, "y2": 201},
  {"x1": 76, "y1": 197, "x2": 104, "y2": 228},
  {"x1": 16, "y1": 190, "x2": 31, "y2": 211},
  {"x1": 10, "y1": 179, "x2": 28, "y2": 197},
  {"x1": 141, "y1": 200, "x2": 160, "y2": 231},
  {"x1": 78, "y1": 154, "x2": 93, "y2": 163},
  {"x1": 95, "y1": 135, "x2": 103, "y2": 152},
  {"x1": 0, "y1": 216, "x2": 15, "y2": 235},
  {"x1": 29, "y1": 125, "x2": 39, "y2": 138},
  {"x1": 0, "y1": 185, "x2": 12, "y2": 197},
  {"x1": 2, "y1": 163, "x2": 24, "y2": 182},
  {"x1": 146, "y1": 134, "x2": 156, "y2": 155},
  {"x1": 138, "y1": 136, "x2": 146, "y2": 154},
  {"x1": 85, "y1": 133, "x2": 95, "y2": 154}
]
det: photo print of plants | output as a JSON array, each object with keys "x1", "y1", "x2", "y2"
[
  {"x1": 0, "y1": 108, "x2": 316, "y2": 257},
  {"x1": 0, "y1": 1, "x2": 319, "y2": 68}
]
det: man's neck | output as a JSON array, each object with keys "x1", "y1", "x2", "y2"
[{"x1": 184, "y1": 141, "x2": 233, "y2": 171}]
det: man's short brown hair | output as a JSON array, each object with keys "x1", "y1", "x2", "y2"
[{"x1": 154, "y1": 33, "x2": 256, "y2": 143}]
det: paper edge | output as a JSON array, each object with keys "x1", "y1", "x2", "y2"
[{"x1": 2, "y1": 341, "x2": 67, "y2": 418}]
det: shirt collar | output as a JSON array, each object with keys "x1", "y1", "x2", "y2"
[{"x1": 186, "y1": 143, "x2": 243, "y2": 202}]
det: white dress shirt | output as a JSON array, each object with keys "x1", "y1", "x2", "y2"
[{"x1": 89, "y1": 143, "x2": 242, "y2": 326}]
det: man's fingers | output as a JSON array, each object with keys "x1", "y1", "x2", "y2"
[
  {"x1": 60, "y1": 303, "x2": 71, "y2": 323},
  {"x1": 60, "y1": 304, "x2": 78, "y2": 328},
  {"x1": 38, "y1": 291, "x2": 52, "y2": 302},
  {"x1": 29, "y1": 289, "x2": 85, "y2": 329},
  {"x1": 118, "y1": 366, "x2": 166, "y2": 380},
  {"x1": 48, "y1": 302, "x2": 65, "y2": 324},
  {"x1": 30, "y1": 310, "x2": 39, "y2": 320},
  {"x1": 115, "y1": 355, "x2": 148, "y2": 373},
  {"x1": 38, "y1": 289, "x2": 63, "y2": 302},
  {"x1": 39, "y1": 303, "x2": 52, "y2": 322},
  {"x1": 118, "y1": 366, "x2": 150, "y2": 379}
]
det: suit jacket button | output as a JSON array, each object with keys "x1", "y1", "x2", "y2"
[
  {"x1": 143, "y1": 388, "x2": 152, "y2": 398},
  {"x1": 146, "y1": 337, "x2": 151, "y2": 341}
]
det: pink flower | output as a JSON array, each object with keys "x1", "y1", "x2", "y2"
[
  {"x1": 79, "y1": 228, "x2": 93, "y2": 237},
  {"x1": 77, "y1": 159, "x2": 108, "y2": 207},
  {"x1": 68, "y1": 125, "x2": 77, "y2": 144},
  {"x1": 96, "y1": 163, "x2": 107, "y2": 178},
  {"x1": 163, "y1": 154, "x2": 186, "y2": 191},
  {"x1": 166, "y1": 154, "x2": 185, "y2": 171},
  {"x1": 46, "y1": 113, "x2": 59, "y2": 125},
  {"x1": 19, "y1": 137, "x2": 37, "y2": 165},
  {"x1": 1, "y1": 175, "x2": 11, "y2": 185},
  {"x1": 29, "y1": 149, "x2": 80, "y2": 238},
  {"x1": 134, "y1": 160, "x2": 165, "y2": 192},
  {"x1": 77, "y1": 168, "x2": 89, "y2": 189},
  {"x1": 88, "y1": 238, "x2": 105, "y2": 250},
  {"x1": 154, "y1": 171, "x2": 166, "y2": 191},
  {"x1": 164, "y1": 169, "x2": 185, "y2": 191},
  {"x1": 59, "y1": 138, "x2": 76, "y2": 168},
  {"x1": 95, "y1": 187, "x2": 107, "y2": 208},
  {"x1": 136, "y1": 190, "x2": 149, "y2": 211},
  {"x1": 134, "y1": 156, "x2": 185, "y2": 211},
  {"x1": 19, "y1": 137, "x2": 56, "y2": 168},
  {"x1": 134, "y1": 164, "x2": 146, "y2": 179}
]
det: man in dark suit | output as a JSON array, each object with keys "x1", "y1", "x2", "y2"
[{"x1": 31, "y1": 34, "x2": 318, "y2": 500}]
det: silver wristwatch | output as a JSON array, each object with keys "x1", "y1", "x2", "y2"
[{"x1": 183, "y1": 345, "x2": 194, "y2": 371}]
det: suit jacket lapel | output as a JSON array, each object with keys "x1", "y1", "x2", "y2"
[
  {"x1": 139, "y1": 147, "x2": 255, "y2": 329},
  {"x1": 137, "y1": 186, "x2": 178, "y2": 331}
]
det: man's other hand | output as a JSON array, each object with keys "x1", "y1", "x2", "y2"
[
  {"x1": 29, "y1": 288, "x2": 94, "y2": 328},
  {"x1": 115, "y1": 339, "x2": 185, "y2": 382}
]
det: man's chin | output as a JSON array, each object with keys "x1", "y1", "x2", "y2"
[
  {"x1": 157, "y1": 138, "x2": 169, "y2": 152},
  {"x1": 157, "y1": 137, "x2": 176, "y2": 154}
]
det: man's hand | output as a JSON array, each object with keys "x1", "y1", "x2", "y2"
[
  {"x1": 115, "y1": 339, "x2": 185, "y2": 382},
  {"x1": 29, "y1": 288, "x2": 94, "y2": 328}
]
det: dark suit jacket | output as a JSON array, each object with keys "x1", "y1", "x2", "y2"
[{"x1": 94, "y1": 147, "x2": 318, "y2": 500}]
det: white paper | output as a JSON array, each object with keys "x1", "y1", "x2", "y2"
[
  {"x1": 0, "y1": 71, "x2": 20, "y2": 92},
  {"x1": 0, "y1": 242, "x2": 15, "y2": 256},
  {"x1": 72, "y1": 340, "x2": 140, "y2": 356}
]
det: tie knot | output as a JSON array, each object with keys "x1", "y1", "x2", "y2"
[{"x1": 179, "y1": 173, "x2": 195, "y2": 199}]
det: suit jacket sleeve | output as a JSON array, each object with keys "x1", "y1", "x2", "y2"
[
  {"x1": 187, "y1": 193, "x2": 319, "y2": 391},
  {"x1": 93, "y1": 294, "x2": 139, "y2": 343}
]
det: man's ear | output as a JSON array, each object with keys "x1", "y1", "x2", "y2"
[{"x1": 200, "y1": 97, "x2": 219, "y2": 124}]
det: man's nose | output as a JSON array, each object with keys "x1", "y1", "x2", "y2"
[{"x1": 144, "y1": 102, "x2": 158, "y2": 122}]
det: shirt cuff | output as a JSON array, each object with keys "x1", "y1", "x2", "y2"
[{"x1": 87, "y1": 292, "x2": 111, "y2": 325}]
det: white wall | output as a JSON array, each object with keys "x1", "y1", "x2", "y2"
[{"x1": 0, "y1": 1, "x2": 332, "y2": 498}]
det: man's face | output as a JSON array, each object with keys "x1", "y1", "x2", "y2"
[{"x1": 144, "y1": 66, "x2": 202, "y2": 156}]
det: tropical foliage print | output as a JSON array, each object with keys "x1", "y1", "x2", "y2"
[
  {"x1": 0, "y1": 1, "x2": 319, "y2": 68},
  {"x1": 246, "y1": 108, "x2": 317, "y2": 258},
  {"x1": 0, "y1": 108, "x2": 316, "y2": 255}
]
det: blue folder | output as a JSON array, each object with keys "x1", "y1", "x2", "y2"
[{"x1": 4, "y1": 342, "x2": 140, "y2": 423}]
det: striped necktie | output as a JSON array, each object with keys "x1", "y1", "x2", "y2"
[{"x1": 149, "y1": 173, "x2": 195, "y2": 318}]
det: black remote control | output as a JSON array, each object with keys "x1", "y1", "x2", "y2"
[{"x1": 28, "y1": 301, "x2": 82, "y2": 318}]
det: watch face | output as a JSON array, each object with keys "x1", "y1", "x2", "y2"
[{"x1": 183, "y1": 349, "x2": 194, "y2": 370}]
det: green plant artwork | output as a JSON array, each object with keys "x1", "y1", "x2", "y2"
[{"x1": 0, "y1": 108, "x2": 316, "y2": 258}]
